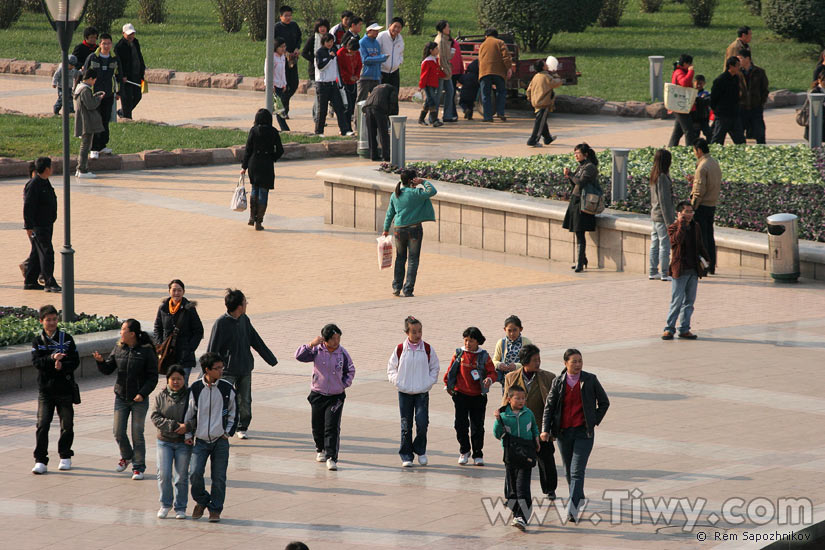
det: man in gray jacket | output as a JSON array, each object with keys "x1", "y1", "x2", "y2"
[{"x1": 207, "y1": 288, "x2": 277, "y2": 440}]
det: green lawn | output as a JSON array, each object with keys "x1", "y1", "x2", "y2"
[
  {"x1": 0, "y1": 0, "x2": 817, "y2": 101},
  {"x1": 0, "y1": 113, "x2": 329, "y2": 159}
]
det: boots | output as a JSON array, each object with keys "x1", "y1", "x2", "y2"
[
  {"x1": 418, "y1": 108, "x2": 428, "y2": 126},
  {"x1": 255, "y1": 202, "x2": 266, "y2": 231},
  {"x1": 248, "y1": 196, "x2": 257, "y2": 226}
]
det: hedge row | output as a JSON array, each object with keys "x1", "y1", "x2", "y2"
[{"x1": 0, "y1": 306, "x2": 121, "y2": 348}]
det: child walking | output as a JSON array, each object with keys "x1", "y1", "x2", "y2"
[
  {"x1": 418, "y1": 42, "x2": 445, "y2": 127},
  {"x1": 387, "y1": 316, "x2": 440, "y2": 467},
  {"x1": 295, "y1": 324, "x2": 355, "y2": 471},
  {"x1": 52, "y1": 55, "x2": 79, "y2": 115},
  {"x1": 492, "y1": 315, "x2": 533, "y2": 390},
  {"x1": 692, "y1": 75, "x2": 712, "y2": 141},
  {"x1": 493, "y1": 385, "x2": 540, "y2": 531},
  {"x1": 525, "y1": 58, "x2": 562, "y2": 147},
  {"x1": 444, "y1": 327, "x2": 497, "y2": 465}
]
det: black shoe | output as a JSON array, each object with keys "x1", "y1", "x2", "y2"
[
  {"x1": 543, "y1": 134, "x2": 556, "y2": 145},
  {"x1": 117, "y1": 109, "x2": 124, "y2": 117},
  {"x1": 571, "y1": 259, "x2": 588, "y2": 272},
  {"x1": 24, "y1": 283, "x2": 45, "y2": 290},
  {"x1": 403, "y1": 292, "x2": 414, "y2": 298},
  {"x1": 392, "y1": 290, "x2": 401, "y2": 297},
  {"x1": 496, "y1": 114, "x2": 507, "y2": 121},
  {"x1": 45, "y1": 283, "x2": 62, "y2": 293},
  {"x1": 546, "y1": 491, "x2": 556, "y2": 501},
  {"x1": 567, "y1": 514, "x2": 577, "y2": 524}
]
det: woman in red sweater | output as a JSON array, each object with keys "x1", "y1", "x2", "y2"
[
  {"x1": 419, "y1": 42, "x2": 445, "y2": 127},
  {"x1": 444, "y1": 327, "x2": 497, "y2": 465},
  {"x1": 337, "y1": 37, "x2": 362, "y2": 124},
  {"x1": 668, "y1": 54, "x2": 698, "y2": 147}
]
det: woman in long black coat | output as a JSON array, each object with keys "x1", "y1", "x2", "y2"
[
  {"x1": 241, "y1": 108, "x2": 285, "y2": 230},
  {"x1": 562, "y1": 143, "x2": 599, "y2": 272},
  {"x1": 153, "y1": 279, "x2": 204, "y2": 385}
]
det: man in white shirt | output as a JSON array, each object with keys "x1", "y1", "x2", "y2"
[{"x1": 377, "y1": 17, "x2": 405, "y2": 89}]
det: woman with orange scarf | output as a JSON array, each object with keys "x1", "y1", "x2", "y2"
[{"x1": 153, "y1": 279, "x2": 204, "y2": 384}]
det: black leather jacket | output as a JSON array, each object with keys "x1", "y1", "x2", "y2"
[
  {"x1": 542, "y1": 370, "x2": 609, "y2": 438},
  {"x1": 98, "y1": 341, "x2": 158, "y2": 401}
]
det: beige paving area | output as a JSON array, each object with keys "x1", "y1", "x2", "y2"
[{"x1": 1, "y1": 77, "x2": 824, "y2": 550}]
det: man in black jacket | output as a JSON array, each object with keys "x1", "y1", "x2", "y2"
[
  {"x1": 737, "y1": 49, "x2": 769, "y2": 144},
  {"x1": 31, "y1": 304, "x2": 80, "y2": 474},
  {"x1": 364, "y1": 83, "x2": 399, "y2": 162},
  {"x1": 23, "y1": 157, "x2": 61, "y2": 292},
  {"x1": 207, "y1": 289, "x2": 278, "y2": 440},
  {"x1": 273, "y1": 5, "x2": 302, "y2": 118},
  {"x1": 710, "y1": 57, "x2": 745, "y2": 145},
  {"x1": 114, "y1": 23, "x2": 145, "y2": 119},
  {"x1": 71, "y1": 26, "x2": 98, "y2": 73}
]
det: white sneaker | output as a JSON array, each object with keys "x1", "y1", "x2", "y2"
[
  {"x1": 175, "y1": 511, "x2": 186, "y2": 519},
  {"x1": 58, "y1": 458, "x2": 71, "y2": 471},
  {"x1": 401, "y1": 460, "x2": 413, "y2": 468},
  {"x1": 89, "y1": 150, "x2": 99, "y2": 159},
  {"x1": 237, "y1": 431, "x2": 248, "y2": 439},
  {"x1": 315, "y1": 451, "x2": 327, "y2": 462},
  {"x1": 75, "y1": 170, "x2": 96, "y2": 179},
  {"x1": 417, "y1": 455, "x2": 428, "y2": 466},
  {"x1": 511, "y1": 517, "x2": 527, "y2": 531},
  {"x1": 458, "y1": 452, "x2": 470, "y2": 465},
  {"x1": 116, "y1": 458, "x2": 130, "y2": 472},
  {"x1": 344, "y1": 131, "x2": 355, "y2": 136},
  {"x1": 661, "y1": 275, "x2": 672, "y2": 282},
  {"x1": 132, "y1": 470, "x2": 144, "y2": 480},
  {"x1": 648, "y1": 273, "x2": 660, "y2": 280},
  {"x1": 474, "y1": 457, "x2": 485, "y2": 466},
  {"x1": 101, "y1": 147, "x2": 113, "y2": 154},
  {"x1": 32, "y1": 462, "x2": 47, "y2": 475},
  {"x1": 326, "y1": 458, "x2": 337, "y2": 471},
  {"x1": 157, "y1": 507, "x2": 170, "y2": 519}
]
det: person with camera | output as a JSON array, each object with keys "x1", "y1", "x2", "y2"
[
  {"x1": 668, "y1": 54, "x2": 698, "y2": 147},
  {"x1": 562, "y1": 143, "x2": 599, "y2": 273}
]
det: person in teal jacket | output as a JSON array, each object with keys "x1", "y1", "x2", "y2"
[
  {"x1": 382, "y1": 169, "x2": 437, "y2": 297},
  {"x1": 493, "y1": 385, "x2": 540, "y2": 531}
]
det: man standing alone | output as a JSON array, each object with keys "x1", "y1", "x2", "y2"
[
  {"x1": 23, "y1": 157, "x2": 61, "y2": 293},
  {"x1": 688, "y1": 138, "x2": 722, "y2": 275},
  {"x1": 114, "y1": 23, "x2": 145, "y2": 120},
  {"x1": 478, "y1": 29, "x2": 512, "y2": 122}
]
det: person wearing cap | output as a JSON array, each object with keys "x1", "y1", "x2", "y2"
[
  {"x1": 377, "y1": 17, "x2": 405, "y2": 89},
  {"x1": 115, "y1": 23, "x2": 145, "y2": 120},
  {"x1": 525, "y1": 57, "x2": 562, "y2": 147},
  {"x1": 52, "y1": 54, "x2": 79, "y2": 115},
  {"x1": 358, "y1": 23, "x2": 388, "y2": 102}
]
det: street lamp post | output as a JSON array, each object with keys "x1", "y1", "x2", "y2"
[{"x1": 41, "y1": 0, "x2": 87, "y2": 322}]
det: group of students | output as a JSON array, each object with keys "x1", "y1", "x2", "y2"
[{"x1": 31, "y1": 294, "x2": 610, "y2": 529}]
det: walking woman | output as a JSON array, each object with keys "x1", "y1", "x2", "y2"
[
  {"x1": 153, "y1": 279, "x2": 204, "y2": 385},
  {"x1": 562, "y1": 143, "x2": 599, "y2": 272},
  {"x1": 541, "y1": 349, "x2": 609, "y2": 523},
  {"x1": 241, "y1": 108, "x2": 284, "y2": 231},
  {"x1": 668, "y1": 54, "x2": 697, "y2": 147},
  {"x1": 151, "y1": 365, "x2": 192, "y2": 519},
  {"x1": 382, "y1": 169, "x2": 437, "y2": 297},
  {"x1": 94, "y1": 319, "x2": 158, "y2": 480},
  {"x1": 649, "y1": 149, "x2": 676, "y2": 282}
]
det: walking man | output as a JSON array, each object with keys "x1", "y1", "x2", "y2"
[
  {"x1": 725, "y1": 26, "x2": 751, "y2": 68},
  {"x1": 363, "y1": 83, "x2": 399, "y2": 162},
  {"x1": 378, "y1": 17, "x2": 405, "y2": 89},
  {"x1": 82, "y1": 32, "x2": 123, "y2": 158},
  {"x1": 114, "y1": 23, "x2": 145, "y2": 119},
  {"x1": 186, "y1": 352, "x2": 237, "y2": 523},
  {"x1": 207, "y1": 289, "x2": 277, "y2": 440},
  {"x1": 478, "y1": 29, "x2": 512, "y2": 122},
  {"x1": 687, "y1": 138, "x2": 721, "y2": 275},
  {"x1": 710, "y1": 57, "x2": 745, "y2": 144},
  {"x1": 23, "y1": 157, "x2": 61, "y2": 293},
  {"x1": 662, "y1": 201, "x2": 710, "y2": 341},
  {"x1": 737, "y1": 49, "x2": 769, "y2": 144},
  {"x1": 273, "y1": 5, "x2": 302, "y2": 118}
]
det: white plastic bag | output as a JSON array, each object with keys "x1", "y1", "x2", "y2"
[
  {"x1": 377, "y1": 235, "x2": 393, "y2": 270},
  {"x1": 664, "y1": 83, "x2": 698, "y2": 114},
  {"x1": 231, "y1": 173, "x2": 248, "y2": 212}
]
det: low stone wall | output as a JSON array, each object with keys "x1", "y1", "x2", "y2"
[
  {"x1": 0, "y1": 330, "x2": 120, "y2": 393},
  {"x1": 318, "y1": 166, "x2": 825, "y2": 280}
]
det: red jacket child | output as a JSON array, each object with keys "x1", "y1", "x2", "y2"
[
  {"x1": 337, "y1": 46, "x2": 362, "y2": 85},
  {"x1": 419, "y1": 55, "x2": 444, "y2": 89}
]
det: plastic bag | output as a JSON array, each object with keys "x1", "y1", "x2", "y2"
[
  {"x1": 231, "y1": 173, "x2": 248, "y2": 212},
  {"x1": 377, "y1": 235, "x2": 393, "y2": 270},
  {"x1": 664, "y1": 83, "x2": 697, "y2": 114}
]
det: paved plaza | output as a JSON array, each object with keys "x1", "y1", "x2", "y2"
[{"x1": 1, "y1": 75, "x2": 824, "y2": 549}]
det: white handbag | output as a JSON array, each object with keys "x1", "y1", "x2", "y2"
[
  {"x1": 664, "y1": 83, "x2": 698, "y2": 114},
  {"x1": 231, "y1": 173, "x2": 248, "y2": 212}
]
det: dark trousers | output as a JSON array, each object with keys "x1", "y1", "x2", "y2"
[
  {"x1": 392, "y1": 223, "x2": 423, "y2": 295},
  {"x1": 307, "y1": 391, "x2": 345, "y2": 461},
  {"x1": 315, "y1": 82, "x2": 351, "y2": 135},
  {"x1": 668, "y1": 112, "x2": 698, "y2": 147},
  {"x1": 537, "y1": 439, "x2": 558, "y2": 495},
  {"x1": 398, "y1": 391, "x2": 429, "y2": 461},
  {"x1": 120, "y1": 82, "x2": 142, "y2": 119},
  {"x1": 557, "y1": 425, "x2": 594, "y2": 515},
  {"x1": 694, "y1": 205, "x2": 716, "y2": 274},
  {"x1": 710, "y1": 113, "x2": 745, "y2": 145},
  {"x1": 365, "y1": 107, "x2": 390, "y2": 162},
  {"x1": 25, "y1": 225, "x2": 56, "y2": 286},
  {"x1": 34, "y1": 392, "x2": 74, "y2": 464},
  {"x1": 504, "y1": 462, "x2": 533, "y2": 521},
  {"x1": 451, "y1": 392, "x2": 487, "y2": 458},
  {"x1": 274, "y1": 86, "x2": 290, "y2": 131},
  {"x1": 741, "y1": 107, "x2": 766, "y2": 143},
  {"x1": 54, "y1": 88, "x2": 74, "y2": 114},
  {"x1": 283, "y1": 62, "x2": 299, "y2": 115},
  {"x1": 343, "y1": 83, "x2": 357, "y2": 122},
  {"x1": 694, "y1": 119, "x2": 712, "y2": 141},
  {"x1": 223, "y1": 374, "x2": 252, "y2": 432},
  {"x1": 575, "y1": 230, "x2": 587, "y2": 266},
  {"x1": 527, "y1": 108, "x2": 552, "y2": 145},
  {"x1": 92, "y1": 95, "x2": 114, "y2": 151},
  {"x1": 381, "y1": 70, "x2": 400, "y2": 89},
  {"x1": 357, "y1": 79, "x2": 380, "y2": 102}
]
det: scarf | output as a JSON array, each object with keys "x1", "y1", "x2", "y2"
[
  {"x1": 504, "y1": 336, "x2": 523, "y2": 365},
  {"x1": 566, "y1": 372, "x2": 581, "y2": 388},
  {"x1": 168, "y1": 298, "x2": 182, "y2": 315}
]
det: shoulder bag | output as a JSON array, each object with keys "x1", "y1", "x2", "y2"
[
  {"x1": 231, "y1": 173, "x2": 248, "y2": 212},
  {"x1": 157, "y1": 308, "x2": 186, "y2": 375},
  {"x1": 503, "y1": 434, "x2": 537, "y2": 469},
  {"x1": 580, "y1": 182, "x2": 606, "y2": 215}
]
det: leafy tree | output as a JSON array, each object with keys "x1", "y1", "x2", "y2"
[
  {"x1": 348, "y1": 0, "x2": 384, "y2": 25},
  {"x1": 763, "y1": 0, "x2": 825, "y2": 47},
  {"x1": 0, "y1": 0, "x2": 22, "y2": 30},
  {"x1": 214, "y1": 0, "x2": 244, "y2": 33},
  {"x1": 598, "y1": 0, "x2": 628, "y2": 27},
  {"x1": 138, "y1": 0, "x2": 167, "y2": 24}
]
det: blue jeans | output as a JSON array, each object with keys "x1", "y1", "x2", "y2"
[
  {"x1": 250, "y1": 185, "x2": 269, "y2": 207},
  {"x1": 190, "y1": 437, "x2": 230, "y2": 513},
  {"x1": 113, "y1": 396, "x2": 149, "y2": 472},
  {"x1": 439, "y1": 78, "x2": 456, "y2": 121},
  {"x1": 665, "y1": 269, "x2": 699, "y2": 334},
  {"x1": 649, "y1": 221, "x2": 671, "y2": 276},
  {"x1": 392, "y1": 223, "x2": 423, "y2": 295},
  {"x1": 557, "y1": 425, "x2": 594, "y2": 516},
  {"x1": 157, "y1": 440, "x2": 192, "y2": 512},
  {"x1": 424, "y1": 86, "x2": 440, "y2": 122},
  {"x1": 480, "y1": 74, "x2": 507, "y2": 120},
  {"x1": 398, "y1": 392, "x2": 429, "y2": 461}
]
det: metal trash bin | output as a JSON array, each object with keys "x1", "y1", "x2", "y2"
[
  {"x1": 766, "y1": 213, "x2": 800, "y2": 283},
  {"x1": 356, "y1": 101, "x2": 369, "y2": 158}
]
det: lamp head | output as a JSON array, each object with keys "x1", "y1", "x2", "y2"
[{"x1": 42, "y1": 0, "x2": 87, "y2": 29}]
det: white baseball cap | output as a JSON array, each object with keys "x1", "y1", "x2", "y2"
[
  {"x1": 122, "y1": 23, "x2": 136, "y2": 35},
  {"x1": 545, "y1": 56, "x2": 559, "y2": 71},
  {"x1": 366, "y1": 23, "x2": 383, "y2": 32}
]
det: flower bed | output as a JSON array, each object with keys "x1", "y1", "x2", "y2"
[
  {"x1": 382, "y1": 145, "x2": 825, "y2": 242},
  {"x1": 0, "y1": 306, "x2": 121, "y2": 348}
]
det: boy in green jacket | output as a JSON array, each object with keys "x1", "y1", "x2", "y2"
[{"x1": 493, "y1": 385, "x2": 540, "y2": 530}]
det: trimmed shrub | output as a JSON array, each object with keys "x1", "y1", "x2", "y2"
[
  {"x1": 299, "y1": 0, "x2": 335, "y2": 34},
  {"x1": 84, "y1": 0, "x2": 129, "y2": 33},
  {"x1": 22, "y1": 0, "x2": 43, "y2": 13},
  {"x1": 243, "y1": 0, "x2": 268, "y2": 41},
  {"x1": 348, "y1": 0, "x2": 384, "y2": 25},
  {"x1": 742, "y1": 0, "x2": 761, "y2": 15},
  {"x1": 0, "y1": 306, "x2": 121, "y2": 348},
  {"x1": 763, "y1": 0, "x2": 825, "y2": 47},
  {"x1": 0, "y1": 0, "x2": 22, "y2": 30},
  {"x1": 686, "y1": 0, "x2": 718, "y2": 27},
  {"x1": 214, "y1": 0, "x2": 244, "y2": 33},
  {"x1": 395, "y1": 0, "x2": 432, "y2": 35},
  {"x1": 138, "y1": 0, "x2": 167, "y2": 24},
  {"x1": 598, "y1": 0, "x2": 628, "y2": 27},
  {"x1": 639, "y1": 0, "x2": 664, "y2": 12}
]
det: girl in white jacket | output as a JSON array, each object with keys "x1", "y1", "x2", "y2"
[{"x1": 387, "y1": 316, "x2": 440, "y2": 467}]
